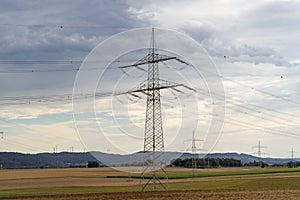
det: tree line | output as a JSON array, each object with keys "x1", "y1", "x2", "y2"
[
  {"x1": 171, "y1": 158, "x2": 242, "y2": 168},
  {"x1": 272, "y1": 161, "x2": 300, "y2": 168}
]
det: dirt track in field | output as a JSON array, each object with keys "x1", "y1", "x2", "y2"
[{"x1": 2, "y1": 189, "x2": 300, "y2": 200}]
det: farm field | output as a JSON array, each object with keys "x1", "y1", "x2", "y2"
[{"x1": 1, "y1": 167, "x2": 300, "y2": 199}]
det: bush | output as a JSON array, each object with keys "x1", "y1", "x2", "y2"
[{"x1": 87, "y1": 161, "x2": 99, "y2": 168}]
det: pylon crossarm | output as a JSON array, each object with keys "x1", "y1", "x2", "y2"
[
  {"x1": 174, "y1": 57, "x2": 189, "y2": 64},
  {"x1": 140, "y1": 79, "x2": 193, "y2": 93},
  {"x1": 129, "y1": 93, "x2": 142, "y2": 99},
  {"x1": 182, "y1": 85, "x2": 197, "y2": 92},
  {"x1": 169, "y1": 87, "x2": 183, "y2": 93},
  {"x1": 119, "y1": 53, "x2": 185, "y2": 70},
  {"x1": 115, "y1": 85, "x2": 185, "y2": 97},
  {"x1": 114, "y1": 83, "x2": 196, "y2": 98}
]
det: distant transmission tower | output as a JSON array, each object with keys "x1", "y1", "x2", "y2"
[
  {"x1": 253, "y1": 141, "x2": 267, "y2": 158},
  {"x1": 0, "y1": 132, "x2": 2, "y2": 170},
  {"x1": 288, "y1": 148, "x2": 298, "y2": 168},
  {"x1": 253, "y1": 141, "x2": 267, "y2": 166},
  {"x1": 119, "y1": 28, "x2": 194, "y2": 190},
  {"x1": 185, "y1": 131, "x2": 203, "y2": 176}
]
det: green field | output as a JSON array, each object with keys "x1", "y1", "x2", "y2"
[
  {"x1": 0, "y1": 167, "x2": 300, "y2": 199},
  {"x1": 108, "y1": 167, "x2": 300, "y2": 179}
]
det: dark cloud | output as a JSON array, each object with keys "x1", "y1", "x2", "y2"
[
  {"x1": 0, "y1": 0, "x2": 150, "y2": 96},
  {"x1": 0, "y1": 0, "x2": 147, "y2": 60}
]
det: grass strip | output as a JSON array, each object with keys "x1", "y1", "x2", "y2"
[{"x1": 107, "y1": 167, "x2": 300, "y2": 179}]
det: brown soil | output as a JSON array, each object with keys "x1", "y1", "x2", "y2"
[
  {"x1": 2, "y1": 189, "x2": 300, "y2": 200},
  {"x1": 0, "y1": 168, "x2": 139, "y2": 190}
]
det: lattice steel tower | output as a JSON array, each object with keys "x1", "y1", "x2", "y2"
[
  {"x1": 143, "y1": 30, "x2": 163, "y2": 155},
  {"x1": 185, "y1": 131, "x2": 203, "y2": 176},
  {"x1": 119, "y1": 28, "x2": 193, "y2": 190}
]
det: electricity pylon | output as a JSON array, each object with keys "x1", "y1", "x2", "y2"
[
  {"x1": 253, "y1": 141, "x2": 267, "y2": 158},
  {"x1": 253, "y1": 141, "x2": 267, "y2": 167},
  {"x1": 0, "y1": 132, "x2": 2, "y2": 170},
  {"x1": 288, "y1": 148, "x2": 298, "y2": 168},
  {"x1": 118, "y1": 28, "x2": 194, "y2": 190},
  {"x1": 185, "y1": 131, "x2": 203, "y2": 176}
]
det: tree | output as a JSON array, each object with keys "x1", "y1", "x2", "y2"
[
  {"x1": 244, "y1": 160, "x2": 268, "y2": 168},
  {"x1": 87, "y1": 161, "x2": 99, "y2": 168},
  {"x1": 171, "y1": 158, "x2": 242, "y2": 168}
]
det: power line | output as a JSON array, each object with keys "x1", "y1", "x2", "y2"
[
  {"x1": 1, "y1": 88, "x2": 299, "y2": 139},
  {"x1": 0, "y1": 116, "x2": 84, "y2": 153},
  {"x1": 0, "y1": 60, "x2": 123, "y2": 73},
  {"x1": 0, "y1": 23, "x2": 129, "y2": 29},
  {"x1": 0, "y1": 68, "x2": 81, "y2": 73},
  {"x1": 121, "y1": 77, "x2": 300, "y2": 132},
  {"x1": 191, "y1": 86, "x2": 300, "y2": 126},
  {"x1": 1, "y1": 138, "x2": 42, "y2": 152},
  {"x1": 0, "y1": 64, "x2": 299, "y2": 143},
  {"x1": 1, "y1": 89, "x2": 299, "y2": 140},
  {"x1": 176, "y1": 89, "x2": 300, "y2": 139},
  {"x1": 179, "y1": 59, "x2": 300, "y2": 106},
  {"x1": 0, "y1": 60, "x2": 83, "y2": 64},
  {"x1": 224, "y1": 77, "x2": 299, "y2": 106},
  {"x1": 223, "y1": 117, "x2": 300, "y2": 139},
  {"x1": 161, "y1": 63, "x2": 300, "y2": 124}
]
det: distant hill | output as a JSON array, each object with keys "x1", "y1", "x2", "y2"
[
  {"x1": 0, "y1": 151, "x2": 296, "y2": 169},
  {"x1": 0, "y1": 152, "x2": 97, "y2": 169}
]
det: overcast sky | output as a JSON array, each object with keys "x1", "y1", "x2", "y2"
[{"x1": 0, "y1": 0, "x2": 299, "y2": 159}]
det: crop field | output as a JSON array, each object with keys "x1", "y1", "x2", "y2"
[{"x1": 1, "y1": 167, "x2": 300, "y2": 199}]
